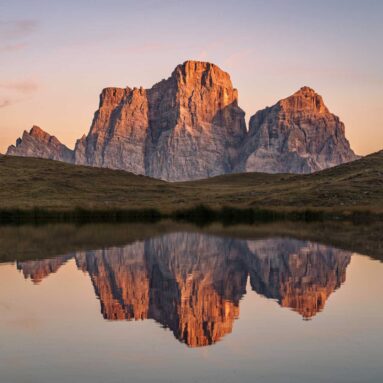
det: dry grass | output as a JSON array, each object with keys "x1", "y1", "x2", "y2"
[{"x1": 0, "y1": 151, "x2": 383, "y2": 221}]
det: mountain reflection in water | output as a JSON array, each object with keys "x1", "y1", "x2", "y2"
[{"x1": 16, "y1": 233, "x2": 351, "y2": 347}]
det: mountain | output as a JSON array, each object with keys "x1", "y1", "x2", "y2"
[
  {"x1": 6, "y1": 125, "x2": 74, "y2": 163},
  {"x1": 237, "y1": 87, "x2": 359, "y2": 173},
  {"x1": 74, "y1": 61, "x2": 246, "y2": 180},
  {"x1": 6, "y1": 61, "x2": 359, "y2": 180}
]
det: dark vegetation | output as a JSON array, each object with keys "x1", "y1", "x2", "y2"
[{"x1": 0, "y1": 221, "x2": 382, "y2": 263}]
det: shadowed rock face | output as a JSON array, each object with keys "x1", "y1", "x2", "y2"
[
  {"x1": 237, "y1": 87, "x2": 359, "y2": 173},
  {"x1": 6, "y1": 62, "x2": 358, "y2": 180},
  {"x1": 16, "y1": 233, "x2": 352, "y2": 346}
]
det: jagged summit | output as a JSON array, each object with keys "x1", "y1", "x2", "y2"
[
  {"x1": 7, "y1": 125, "x2": 74, "y2": 163},
  {"x1": 237, "y1": 87, "x2": 358, "y2": 174},
  {"x1": 277, "y1": 86, "x2": 330, "y2": 114},
  {"x1": 6, "y1": 62, "x2": 358, "y2": 180},
  {"x1": 295, "y1": 85, "x2": 317, "y2": 94},
  {"x1": 29, "y1": 125, "x2": 47, "y2": 137},
  {"x1": 175, "y1": 60, "x2": 227, "y2": 74},
  {"x1": 173, "y1": 60, "x2": 233, "y2": 86},
  {"x1": 73, "y1": 60, "x2": 245, "y2": 181}
]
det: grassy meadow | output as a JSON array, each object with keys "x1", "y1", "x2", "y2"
[{"x1": 1, "y1": 151, "x2": 383, "y2": 223}]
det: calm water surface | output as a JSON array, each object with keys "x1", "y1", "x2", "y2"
[{"x1": 0, "y1": 225, "x2": 382, "y2": 383}]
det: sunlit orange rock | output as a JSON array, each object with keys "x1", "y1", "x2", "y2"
[
  {"x1": 74, "y1": 61, "x2": 246, "y2": 181},
  {"x1": 237, "y1": 87, "x2": 359, "y2": 173}
]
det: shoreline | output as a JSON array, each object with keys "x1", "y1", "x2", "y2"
[{"x1": 1, "y1": 205, "x2": 381, "y2": 225}]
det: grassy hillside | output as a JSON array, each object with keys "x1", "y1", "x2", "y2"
[{"x1": 1, "y1": 151, "x2": 383, "y2": 221}]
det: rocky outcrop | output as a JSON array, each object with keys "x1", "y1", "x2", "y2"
[
  {"x1": 74, "y1": 87, "x2": 149, "y2": 175},
  {"x1": 75, "y1": 61, "x2": 246, "y2": 180},
  {"x1": 6, "y1": 125, "x2": 74, "y2": 163},
  {"x1": 144, "y1": 61, "x2": 246, "y2": 180},
  {"x1": 6, "y1": 63, "x2": 359, "y2": 180},
  {"x1": 237, "y1": 87, "x2": 359, "y2": 173}
]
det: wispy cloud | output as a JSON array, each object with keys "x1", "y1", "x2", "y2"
[
  {"x1": 0, "y1": 42, "x2": 27, "y2": 52},
  {"x1": 0, "y1": 19, "x2": 39, "y2": 53},
  {"x1": 0, "y1": 80, "x2": 39, "y2": 94},
  {"x1": 0, "y1": 19, "x2": 39, "y2": 39},
  {"x1": 0, "y1": 98, "x2": 13, "y2": 108},
  {"x1": 224, "y1": 49, "x2": 254, "y2": 69},
  {"x1": 126, "y1": 42, "x2": 175, "y2": 54},
  {"x1": 0, "y1": 79, "x2": 40, "y2": 108}
]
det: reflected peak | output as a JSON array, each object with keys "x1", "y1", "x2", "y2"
[{"x1": 16, "y1": 233, "x2": 351, "y2": 346}]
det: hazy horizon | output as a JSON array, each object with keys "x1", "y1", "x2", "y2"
[{"x1": 1, "y1": 0, "x2": 382, "y2": 155}]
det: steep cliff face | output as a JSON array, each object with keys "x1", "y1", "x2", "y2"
[
  {"x1": 74, "y1": 87, "x2": 149, "y2": 175},
  {"x1": 6, "y1": 126, "x2": 74, "y2": 163},
  {"x1": 145, "y1": 61, "x2": 246, "y2": 180},
  {"x1": 75, "y1": 61, "x2": 246, "y2": 180},
  {"x1": 237, "y1": 87, "x2": 359, "y2": 173}
]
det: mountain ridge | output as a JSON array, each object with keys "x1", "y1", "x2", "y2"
[{"x1": 6, "y1": 60, "x2": 358, "y2": 180}]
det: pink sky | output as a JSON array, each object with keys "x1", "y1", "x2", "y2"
[{"x1": 1, "y1": 0, "x2": 382, "y2": 155}]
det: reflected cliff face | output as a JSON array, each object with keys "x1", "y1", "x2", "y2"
[
  {"x1": 17, "y1": 254, "x2": 73, "y2": 284},
  {"x1": 16, "y1": 233, "x2": 351, "y2": 347},
  {"x1": 246, "y1": 239, "x2": 350, "y2": 319}
]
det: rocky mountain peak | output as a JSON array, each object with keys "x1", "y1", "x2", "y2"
[
  {"x1": 29, "y1": 125, "x2": 47, "y2": 138},
  {"x1": 27, "y1": 125, "x2": 65, "y2": 148},
  {"x1": 173, "y1": 60, "x2": 234, "y2": 89},
  {"x1": 7, "y1": 125, "x2": 74, "y2": 163},
  {"x1": 279, "y1": 86, "x2": 329, "y2": 114},
  {"x1": 295, "y1": 86, "x2": 317, "y2": 95},
  {"x1": 99, "y1": 87, "x2": 130, "y2": 108},
  {"x1": 237, "y1": 86, "x2": 358, "y2": 174}
]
